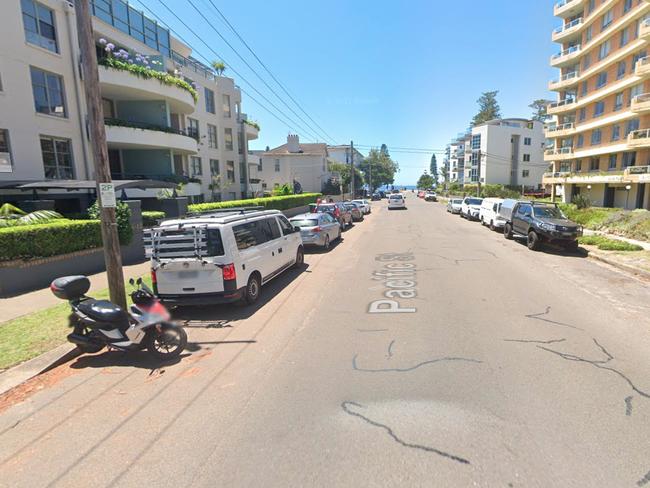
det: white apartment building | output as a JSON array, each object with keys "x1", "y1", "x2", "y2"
[
  {"x1": 248, "y1": 135, "x2": 337, "y2": 194},
  {"x1": 463, "y1": 119, "x2": 546, "y2": 188},
  {"x1": 327, "y1": 145, "x2": 365, "y2": 167},
  {"x1": 0, "y1": 0, "x2": 258, "y2": 211}
]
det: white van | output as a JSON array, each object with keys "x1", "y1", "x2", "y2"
[
  {"x1": 479, "y1": 198, "x2": 506, "y2": 231},
  {"x1": 148, "y1": 209, "x2": 304, "y2": 306}
]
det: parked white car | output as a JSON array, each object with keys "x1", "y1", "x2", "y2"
[
  {"x1": 352, "y1": 199, "x2": 371, "y2": 214},
  {"x1": 479, "y1": 198, "x2": 506, "y2": 231},
  {"x1": 388, "y1": 193, "x2": 407, "y2": 210},
  {"x1": 447, "y1": 198, "x2": 462, "y2": 214},
  {"x1": 460, "y1": 197, "x2": 483, "y2": 220},
  {"x1": 149, "y1": 209, "x2": 304, "y2": 306}
]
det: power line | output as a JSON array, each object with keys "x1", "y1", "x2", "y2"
[
  {"x1": 184, "y1": 0, "x2": 334, "y2": 144},
  {"x1": 147, "y1": 0, "x2": 323, "y2": 143},
  {"x1": 199, "y1": 0, "x2": 337, "y2": 144}
]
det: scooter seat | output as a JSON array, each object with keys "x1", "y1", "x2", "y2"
[{"x1": 77, "y1": 299, "x2": 130, "y2": 328}]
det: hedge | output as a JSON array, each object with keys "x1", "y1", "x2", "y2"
[
  {"x1": 188, "y1": 193, "x2": 322, "y2": 214},
  {"x1": 0, "y1": 220, "x2": 103, "y2": 261},
  {"x1": 142, "y1": 211, "x2": 165, "y2": 227}
]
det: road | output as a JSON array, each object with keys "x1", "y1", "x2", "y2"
[{"x1": 2, "y1": 196, "x2": 650, "y2": 487}]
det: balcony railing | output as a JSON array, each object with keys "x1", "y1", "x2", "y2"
[
  {"x1": 171, "y1": 51, "x2": 215, "y2": 81},
  {"x1": 552, "y1": 45, "x2": 581, "y2": 61},
  {"x1": 546, "y1": 123, "x2": 575, "y2": 133},
  {"x1": 626, "y1": 165, "x2": 650, "y2": 176},
  {"x1": 104, "y1": 118, "x2": 192, "y2": 137},
  {"x1": 630, "y1": 129, "x2": 650, "y2": 140},
  {"x1": 549, "y1": 98, "x2": 577, "y2": 110},
  {"x1": 553, "y1": 17, "x2": 583, "y2": 35},
  {"x1": 545, "y1": 147, "x2": 574, "y2": 156}
]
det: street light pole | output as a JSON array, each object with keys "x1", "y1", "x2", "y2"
[
  {"x1": 626, "y1": 184, "x2": 632, "y2": 209},
  {"x1": 350, "y1": 141, "x2": 355, "y2": 199},
  {"x1": 75, "y1": 0, "x2": 126, "y2": 309}
]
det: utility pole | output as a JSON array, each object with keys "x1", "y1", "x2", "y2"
[
  {"x1": 350, "y1": 140, "x2": 355, "y2": 199},
  {"x1": 75, "y1": 0, "x2": 126, "y2": 309}
]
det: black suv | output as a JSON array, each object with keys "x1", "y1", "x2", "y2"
[{"x1": 504, "y1": 202, "x2": 582, "y2": 251}]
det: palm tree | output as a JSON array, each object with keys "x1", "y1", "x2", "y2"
[
  {"x1": 211, "y1": 61, "x2": 226, "y2": 76},
  {"x1": 0, "y1": 203, "x2": 63, "y2": 227}
]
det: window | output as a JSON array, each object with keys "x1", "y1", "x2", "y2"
[
  {"x1": 621, "y1": 27, "x2": 630, "y2": 48},
  {"x1": 523, "y1": 154, "x2": 531, "y2": 162},
  {"x1": 274, "y1": 159, "x2": 280, "y2": 172},
  {"x1": 624, "y1": 0, "x2": 633, "y2": 13},
  {"x1": 226, "y1": 160, "x2": 235, "y2": 183},
  {"x1": 207, "y1": 124, "x2": 218, "y2": 148},
  {"x1": 588, "y1": 0, "x2": 595, "y2": 14},
  {"x1": 524, "y1": 137, "x2": 531, "y2": 146},
  {"x1": 233, "y1": 221, "x2": 266, "y2": 250},
  {"x1": 594, "y1": 101, "x2": 605, "y2": 117},
  {"x1": 22, "y1": 0, "x2": 58, "y2": 53},
  {"x1": 631, "y1": 83, "x2": 644, "y2": 100},
  {"x1": 623, "y1": 152, "x2": 636, "y2": 168},
  {"x1": 583, "y1": 54, "x2": 591, "y2": 71},
  {"x1": 591, "y1": 129, "x2": 602, "y2": 145},
  {"x1": 261, "y1": 218, "x2": 281, "y2": 241},
  {"x1": 601, "y1": 9, "x2": 613, "y2": 30},
  {"x1": 598, "y1": 40, "x2": 611, "y2": 61},
  {"x1": 278, "y1": 216, "x2": 295, "y2": 236},
  {"x1": 209, "y1": 159, "x2": 219, "y2": 176},
  {"x1": 224, "y1": 128, "x2": 233, "y2": 150},
  {"x1": 239, "y1": 162, "x2": 246, "y2": 184},
  {"x1": 31, "y1": 67, "x2": 67, "y2": 118},
  {"x1": 576, "y1": 159, "x2": 582, "y2": 172},
  {"x1": 581, "y1": 81, "x2": 588, "y2": 96},
  {"x1": 577, "y1": 134, "x2": 584, "y2": 148},
  {"x1": 612, "y1": 125, "x2": 621, "y2": 141},
  {"x1": 614, "y1": 92, "x2": 624, "y2": 111},
  {"x1": 205, "y1": 88, "x2": 215, "y2": 114},
  {"x1": 617, "y1": 61, "x2": 626, "y2": 79},
  {"x1": 102, "y1": 98, "x2": 115, "y2": 118},
  {"x1": 222, "y1": 94, "x2": 231, "y2": 118},
  {"x1": 608, "y1": 154, "x2": 618, "y2": 170},
  {"x1": 0, "y1": 129, "x2": 12, "y2": 172},
  {"x1": 586, "y1": 25, "x2": 593, "y2": 43},
  {"x1": 190, "y1": 156, "x2": 202, "y2": 176},
  {"x1": 626, "y1": 118, "x2": 640, "y2": 136},
  {"x1": 471, "y1": 135, "x2": 481, "y2": 150},
  {"x1": 40, "y1": 136, "x2": 73, "y2": 179},
  {"x1": 187, "y1": 118, "x2": 199, "y2": 140},
  {"x1": 579, "y1": 107, "x2": 586, "y2": 121},
  {"x1": 590, "y1": 157, "x2": 599, "y2": 171},
  {"x1": 596, "y1": 72, "x2": 607, "y2": 89},
  {"x1": 522, "y1": 170, "x2": 530, "y2": 178}
]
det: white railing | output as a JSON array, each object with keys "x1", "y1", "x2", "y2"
[
  {"x1": 632, "y1": 93, "x2": 650, "y2": 104},
  {"x1": 547, "y1": 123, "x2": 575, "y2": 133},
  {"x1": 630, "y1": 129, "x2": 650, "y2": 140},
  {"x1": 549, "y1": 98, "x2": 577, "y2": 109},
  {"x1": 545, "y1": 147, "x2": 574, "y2": 156},
  {"x1": 553, "y1": 17, "x2": 583, "y2": 35},
  {"x1": 550, "y1": 71, "x2": 579, "y2": 86},
  {"x1": 552, "y1": 45, "x2": 581, "y2": 60},
  {"x1": 625, "y1": 165, "x2": 650, "y2": 175}
]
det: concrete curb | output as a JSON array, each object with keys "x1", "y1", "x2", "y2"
[
  {"x1": 587, "y1": 251, "x2": 650, "y2": 281},
  {"x1": 0, "y1": 343, "x2": 81, "y2": 396}
]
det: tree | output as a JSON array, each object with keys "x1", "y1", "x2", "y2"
[
  {"x1": 211, "y1": 60, "x2": 226, "y2": 76},
  {"x1": 417, "y1": 171, "x2": 435, "y2": 190},
  {"x1": 357, "y1": 149, "x2": 399, "y2": 192},
  {"x1": 429, "y1": 154, "x2": 438, "y2": 182},
  {"x1": 440, "y1": 164, "x2": 449, "y2": 185},
  {"x1": 472, "y1": 91, "x2": 501, "y2": 126},
  {"x1": 329, "y1": 161, "x2": 364, "y2": 193},
  {"x1": 380, "y1": 144, "x2": 390, "y2": 158},
  {"x1": 530, "y1": 99, "x2": 553, "y2": 122}
]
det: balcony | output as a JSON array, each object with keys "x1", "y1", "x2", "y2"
[
  {"x1": 628, "y1": 129, "x2": 650, "y2": 148},
  {"x1": 544, "y1": 147, "x2": 574, "y2": 161},
  {"x1": 625, "y1": 165, "x2": 650, "y2": 182},
  {"x1": 552, "y1": 18, "x2": 584, "y2": 42},
  {"x1": 545, "y1": 123, "x2": 575, "y2": 138},
  {"x1": 635, "y1": 56, "x2": 650, "y2": 77},
  {"x1": 641, "y1": 18, "x2": 650, "y2": 40},
  {"x1": 98, "y1": 64, "x2": 196, "y2": 114},
  {"x1": 547, "y1": 98, "x2": 578, "y2": 115},
  {"x1": 104, "y1": 119, "x2": 198, "y2": 154},
  {"x1": 554, "y1": 0, "x2": 586, "y2": 18},
  {"x1": 550, "y1": 45, "x2": 582, "y2": 67},
  {"x1": 548, "y1": 71, "x2": 580, "y2": 91},
  {"x1": 542, "y1": 171, "x2": 571, "y2": 184},
  {"x1": 238, "y1": 114, "x2": 260, "y2": 141},
  {"x1": 631, "y1": 94, "x2": 650, "y2": 114}
]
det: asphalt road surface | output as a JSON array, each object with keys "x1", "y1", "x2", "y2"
[{"x1": 2, "y1": 196, "x2": 650, "y2": 487}]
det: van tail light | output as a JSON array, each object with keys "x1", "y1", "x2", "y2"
[
  {"x1": 222, "y1": 263, "x2": 237, "y2": 281},
  {"x1": 151, "y1": 269, "x2": 158, "y2": 294}
]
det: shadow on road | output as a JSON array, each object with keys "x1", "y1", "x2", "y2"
[{"x1": 69, "y1": 350, "x2": 187, "y2": 371}]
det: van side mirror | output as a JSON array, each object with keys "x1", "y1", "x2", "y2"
[{"x1": 293, "y1": 226, "x2": 301, "y2": 233}]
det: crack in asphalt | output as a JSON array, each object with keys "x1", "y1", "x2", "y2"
[
  {"x1": 387, "y1": 340, "x2": 395, "y2": 360},
  {"x1": 525, "y1": 307, "x2": 583, "y2": 330},
  {"x1": 504, "y1": 338, "x2": 567, "y2": 345},
  {"x1": 626, "y1": 396, "x2": 633, "y2": 417},
  {"x1": 340, "y1": 401, "x2": 470, "y2": 465},
  {"x1": 357, "y1": 329, "x2": 389, "y2": 333},
  {"x1": 352, "y1": 354, "x2": 482, "y2": 373}
]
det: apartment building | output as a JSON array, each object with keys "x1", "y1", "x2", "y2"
[
  {"x1": 545, "y1": 0, "x2": 650, "y2": 209},
  {"x1": 464, "y1": 119, "x2": 546, "y2": 188},
  {"x1": 0, "y1": 0, "x2": 257, "y2": 211},
  {"x1": 327, "y1": 145, "x2": 365, "y2": 167},
  {"x1": 448, "y1": 135, "x2": 467, "y2": 184}
]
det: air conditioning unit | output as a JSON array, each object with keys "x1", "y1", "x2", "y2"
[{"x1": 0, "y1": 152, "x2": 12, "y2": 173}]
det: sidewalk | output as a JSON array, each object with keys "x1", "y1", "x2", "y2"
[{"x1": 0, "y1": 261, "x2": 150, "y2": 325}]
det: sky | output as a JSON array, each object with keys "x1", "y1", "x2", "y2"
[{"x1": 131, "y1": 0, "x2": 560, "y2": 185}]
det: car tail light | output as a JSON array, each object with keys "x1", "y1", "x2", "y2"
[
  {"x1": 222, "y1": 263, "x2": 236, "y2": 281},
  {"x1": 312, "y1": 226, "x2": 321, "y2": 232},
  {"x1": 151, "y1": 269, "x2": 158, "y2": 294},
  {"x1": 334, "y1": 208, "x2": 340, "y2": 217}
]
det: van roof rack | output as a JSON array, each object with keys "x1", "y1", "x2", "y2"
[{"x1": 186, "y1": 206, "x2": 267, "y2": 218}]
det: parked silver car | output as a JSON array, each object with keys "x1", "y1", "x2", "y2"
[
  {"x1": 290, "y1": 212, "x2": 341, "y2": 250},
  {"x1": 446, "y1": 198, "x2": 463, "y2": 214}
]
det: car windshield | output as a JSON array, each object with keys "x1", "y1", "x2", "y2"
[
  {"x1": 533, "y1": 206, "x2": 565, "y2": 219},
  {"x1": 467, "y1": 198, "x2": 483, "y2": 205},
  {"x1": 291, "y1": 219, "x2": 319, "y2": 227},
  {"x1": 452, "y1": 199, "x2": 463, "y2": 204},
  {"x1": 315, "y1": 205, "x2": 335, "y2": 212}
]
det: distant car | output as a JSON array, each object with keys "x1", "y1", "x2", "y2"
[
  {"x1": 479, "y1": 198, "x2": 506, "y2": 231},
  {"x1": 461, "y1": 197, "x2": 483, "y2": 220},
  {"x1": 371, "y1": 193, "x2": 381, "y2": 201},
  {"x1": 417, "y1": 190, "x2": 426, "y2": 198},
  {"x1": 391, "y1": 189, "x2": 400, "y2": 194},
  {"x1": 388, "y1": 193, "x2": 406, "y2": 210},
  {"x1": 290, "y1": 213, "x2": 341, "y2": 250},
  {"x1": 446, "y1": 198, "x2": 463, "y2": 214},
  {"x1": 313, "y1": 203, "x2": 353, "y2": 229},
  {"x1": 352, "y1": 199, "x2": 371, "y2": 214},
  {"x1": 424, "y1": 192, "x2": 437, "y2": 202},
  {"x1": 343, "y1": 202, "x2": 364, "y2": 222}
]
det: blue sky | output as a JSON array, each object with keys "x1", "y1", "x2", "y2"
[{"x1": 133, "y1": 0, "x2": 560, "y2": 185}]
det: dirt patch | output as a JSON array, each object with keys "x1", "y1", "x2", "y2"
[{"x1": 0, "y1": 364, "x2": 77, "y2": 414}]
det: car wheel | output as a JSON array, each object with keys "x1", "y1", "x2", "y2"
[
  {"x1": 527, "y1": 231, "x2": 541, "y2": 251},
  {"x1": 323, "y1": 235, "x2": 331, "y2": 250},
  {"x1": 504, "y1": 223, "x2": 513, "y2": 240},
  {"x1": 244, "y1": 274, "x2": 261, "y2": 305},
  {"x1": 293, "y1": 246, "x2": 305, "y2": 268},
  {"x1": 489, "y1": 220, "x2": 496, "y2": 231}
]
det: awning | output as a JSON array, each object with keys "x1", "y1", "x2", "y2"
[{"x1": 14, "y1": 179, "x2": 178, "y2": 191}]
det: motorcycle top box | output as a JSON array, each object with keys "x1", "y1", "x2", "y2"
[{"x1": 51, "y1": 276, "x2": 90, "y2": 300}]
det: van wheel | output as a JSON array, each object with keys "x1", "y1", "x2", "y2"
[
  {"x1": 293, "y1": 247, "x2": 304, "y2": 268},
  {"x1": 489, "y1": 220, "x2": 496, "y2": 231},
  {"x1": 504, "y1": 223, "x2": 513, "y2": 240},
  {"x1": 244, "y1": 274, "x2": 261, "y2": 305},
  {"x1": 527, "y1": 231, "x2": 541, "y2": 251}
]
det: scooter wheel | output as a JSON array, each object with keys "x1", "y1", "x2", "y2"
[{"x1": 146, "y1": 323, "x2": 187, "y2": 361}]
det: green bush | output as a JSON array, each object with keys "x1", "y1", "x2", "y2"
[
  {"x1": 571, "y1": 194, "x2": 591, "y2": 209},
  {"x1": 578, "y1": 235, "x2": 643, "y2": 251},
  {"x1": 142, "y1": 211, "x2": 165, "y2": 227},
  {"x1": 189, "y1": 193, "x2": 322, "y2": 214},
  {"x1": 87, "y1": 201, "x2": 133, "y2": 245},
  {"x1": 0, "y1": 220, "x2": 103, "y2": 261}
]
